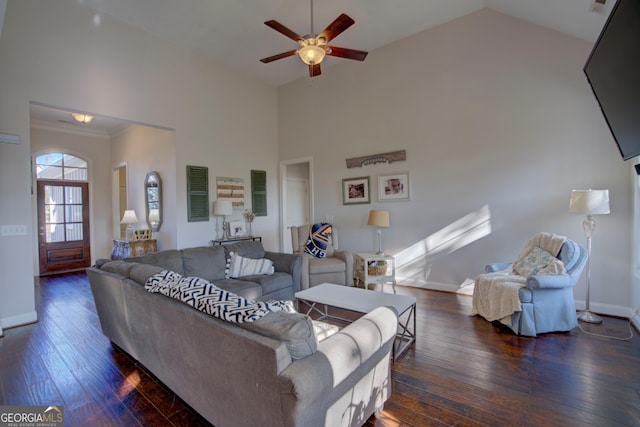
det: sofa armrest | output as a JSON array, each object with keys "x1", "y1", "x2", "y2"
[
  {"x1": 265, "y1": 251, "x2": 303, "y2": 293},
  {"x1": 526, "y1": 274, "x2": 573, "y2": 290},
  {"x1": 485, "y1": 262, "x2": 511, "y2": 273},
  {"x1": 277, "y1": 306, "x2": 397, "y2": 406},
  {"x1": 333, "y1": 249, "x2": 354, "y2": 286}
]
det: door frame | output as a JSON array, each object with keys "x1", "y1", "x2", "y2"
[
  {"x1": 37, "y1": 179, "x2": 91, "y2": 275},
  {"x1": 280, "y1": 157, "x2": 314, "y2": 252}
]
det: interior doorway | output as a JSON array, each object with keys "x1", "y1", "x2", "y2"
[
  {"x1": 112, "y1": 164, "x2": 128, "y2": 238},
  {"x1": 280, "y1": 158, "x2": 313, "y2": 253}
]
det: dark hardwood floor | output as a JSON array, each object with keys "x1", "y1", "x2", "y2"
[{"x1": 1, "y1": 272, "x2": 638, "y2": 426}]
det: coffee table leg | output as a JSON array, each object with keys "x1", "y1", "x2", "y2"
[
  {"x1": 393, "y1": 302, "x2": 416, "y2": 361},
  {"x1": 298, "y1": 299, "x2": 329, "y2": 320}
]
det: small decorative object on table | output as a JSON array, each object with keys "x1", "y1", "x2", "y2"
[
  {"x1": 229, "y1": 221, "x2": 246, "y2": 237},
  {"x1": 243, "y1": 208, "x2": 255, "y2": 236},
  {"x1": 368, "y1": 260, "x2": 387, "y2": 276},
  {"x1": 135, "y1": 229, "x2": 151, "y2": 240}
]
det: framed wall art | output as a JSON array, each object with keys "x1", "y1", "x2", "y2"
[
  {"x1": 342, "y1": 176, "x2": 370, "y2": 205},
  {"x1": 229, "y1": 221, "x2": 246, "y2": 237},
  {"x1": 378, "y1": 172, "x2": 410, "y2": 201},
  {"x1": 216, "y1": 176, "x2": 245, "y2": 212}
]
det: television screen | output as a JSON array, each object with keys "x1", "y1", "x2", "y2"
[{"x1": 584, "y1": 0, "x2": 640, "y2": 161}]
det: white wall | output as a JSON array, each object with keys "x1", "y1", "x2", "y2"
[
  {"x1": 111, "y1": 125, "x2": 177, "y2": 253},
  {"x1": 278, "y1": 9, "x2": 635, "y2": 316},
  {"x1": 0, "y1": 0, "x2": 279, "y2": 329}
]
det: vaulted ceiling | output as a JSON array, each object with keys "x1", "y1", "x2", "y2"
[
  {"x1": 8, "y1": 0, "x2": 614, "y2": 133},
  {"x1": 66, "y1": 0, "x2": 613, "y2": 87}
]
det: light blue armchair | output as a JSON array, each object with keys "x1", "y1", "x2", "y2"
[{"x1": 483, "y1": 238, "x2": 588, "y2": 336}]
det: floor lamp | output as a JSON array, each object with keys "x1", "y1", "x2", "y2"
[
  {"x1": 569, "y1": 189, "x2": 610, "y2": 324},
  {"x1": 367, "y1": 210, "x2": 390, "y2": 255}
]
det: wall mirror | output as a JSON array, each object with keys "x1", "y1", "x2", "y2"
[{"x1": 144, "y1": 171, "x2": 162, "y2": 232}]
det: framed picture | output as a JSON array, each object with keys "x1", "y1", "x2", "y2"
[
  {"x1": 378, "y1": 172, "x2": 410, "y2": 201},
  {"x1": 342, "y1": 176, "x2": 370, "y2": 205},
  {"x1": 229, "y1": 221, "x2": 246, "y2": 237}
]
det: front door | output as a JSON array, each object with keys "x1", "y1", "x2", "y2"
[{"x1": 37, "y1": 180, "x2": 91, "y2": 275}]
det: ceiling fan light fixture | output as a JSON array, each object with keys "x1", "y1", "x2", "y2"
[
  {"x1": 298, "y1": 44, "x2": 326, "y2": 65},
  {"x1": 71, "y1": 113, "x2": 94, "y2": 124}
]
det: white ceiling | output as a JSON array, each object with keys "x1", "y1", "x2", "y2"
[
  {"x1": 75, "y1": 0, "x2": 613, "y2": 87},
  {"x1": 16, "y1": 0, "x2": 614, "y2": 133}
]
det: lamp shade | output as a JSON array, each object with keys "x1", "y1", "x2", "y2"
[
  {"x1": 569, "y1": 189, "x2": 610, "y2": 215},
  {"x1": 213, "y1": 199, "x2": 233, "y2": 216},
  {"x1": 367, "y1": 210, "x2": 390, "y2": 227},
  {"x1": 120, "y1": 210, "x2": 139, "y2": 225}
]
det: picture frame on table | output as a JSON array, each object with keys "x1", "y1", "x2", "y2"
[
  {"x1": 342, "y1": 176, "x2": 370, "y2": 205},
  {"x1": 378, "y1": 172, "x2": 410, "y2": 201},
  {"x1": 229, "y1": 221, "x2": 246, "y2": 237}
]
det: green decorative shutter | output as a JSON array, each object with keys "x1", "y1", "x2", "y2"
[
  {"x1": 187, "y1": 165, "x2": 209, "y2": 222},
  {"x1": 251, "y1": 170, "x2": 267, "y2": 217}
]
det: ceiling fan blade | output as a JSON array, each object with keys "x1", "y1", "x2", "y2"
[
  {"x1": 309, "y1": 63, "x2": 322, "y2": 77},
  {"x1": 327, "y1": 46, "x2": 368, "y2": 61},
  {"x1": 264, "y1": 20, "x2": 304, "y2": 42},
  {"x1": 260, "y1": 50, "x2": 297, "y2": 63},
  {"x1": 318, "y1": 14, "x2": 355, "y2": 43}
]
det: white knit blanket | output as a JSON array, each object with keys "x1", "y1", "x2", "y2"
[{"x1": 471, "y1": 232, "x2": 566, "y2": 325}]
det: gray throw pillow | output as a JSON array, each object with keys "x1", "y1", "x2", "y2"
[{"x1": 240, "y1": 310, "x2": 317, "y2": 359}]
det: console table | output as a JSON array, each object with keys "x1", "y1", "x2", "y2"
[
  {"x1": 210, "y1": 236, "x2": 262, "y2": 246},
  {"x1": 111, "y1": 239, "x2": 157, "y2": 260},
  {"x1": 355, "y1": 252, "x2": 397, "y2": 294}
]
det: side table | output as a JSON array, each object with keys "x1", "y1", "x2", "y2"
[
  {"x1": 111, "y1": 239, "x2": 157, "y2": 260},
  {"x1": 355, "y1": 252, "x2": 397, "y2": 294}
]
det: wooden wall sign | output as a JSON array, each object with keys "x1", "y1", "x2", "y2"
[{"x1": 346, "y1": 150, "x2": 406, "y2": 168}]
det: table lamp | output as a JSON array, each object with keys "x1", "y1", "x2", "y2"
[
  {"x1": 213, "y1": 200, "x2": 233, "y2": 240},
  {"x1": 120, "y1": 210, "x2": 139, "y2": 241},
  {"x1": 367, "y1": 210, "x2": 390, "y2": 254},
  {"x1": 569, "y1": 189, "x2": 610, "y2": 324}
]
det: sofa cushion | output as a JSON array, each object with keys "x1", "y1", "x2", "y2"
[
  {"x1": 308, "y1": 257, "x2": 346, "y2": 274},
  {"x1": 99, "y1": 260, "x2": 138, "y2": 276},
  {"x1": 127, "y1": 249, "x2": 184, "y2": 275},
  {"x1": 224, "y1": 241, "x2": 265, "y2": 259},
  {"x1": 182, "y1": 246, "x2": 227, "y2": 282},
  {"x1": 228, "y1": 252, "x2": 274, "y2": 278},
  {"x1": 214, "y1": 278, "x2": 263, "y2": 300},
  {"x1": 129, "y1": 263, "x2": 165, "y2": 285},
  {"x1": 240, "y1": 272, "x2": 293, "y2": 296},
  {"x1": 240, "y1": 311, "x2": 317, "y2": 359}
]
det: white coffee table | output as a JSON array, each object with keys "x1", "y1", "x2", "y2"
[{"x1": 295, "y1": 283, "x2": 416, "y2": 360}]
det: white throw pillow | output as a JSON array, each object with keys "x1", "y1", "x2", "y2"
[{"x1": 228, "y1": 252, "x2": 274, "y2": 278}]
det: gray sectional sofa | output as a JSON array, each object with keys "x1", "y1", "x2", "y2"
[{"x1": 87, "y1": 241, "x2": 397, "y2": 427}]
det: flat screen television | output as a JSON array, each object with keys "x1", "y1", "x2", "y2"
[{"x1": 584, "y1": 0, "x2": 640, "y2": 161}]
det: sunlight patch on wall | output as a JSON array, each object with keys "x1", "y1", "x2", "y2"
[{"x1": 395, "y1": 205, "x2": 492, "y2": 288}]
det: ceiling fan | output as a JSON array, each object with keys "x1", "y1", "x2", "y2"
[{"x1": 260, "y1": 0, "x2": 368, "y2": 78}]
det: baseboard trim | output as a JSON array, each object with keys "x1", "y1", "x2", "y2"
[{"x1": 0, "y1": 311, "x2": 38, "y2": 330}]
